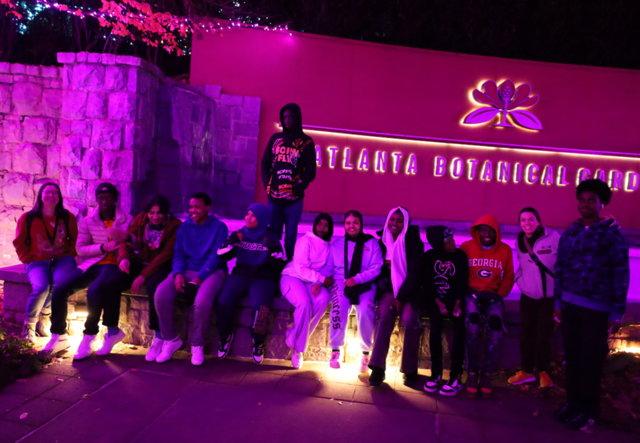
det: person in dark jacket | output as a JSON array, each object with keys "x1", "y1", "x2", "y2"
[
  {"x1": 216, "y1": 203, "x2": 288, "y2": 364},
  {"x1": 553, "y1": 179, "x2": 630, "y2": 431},
  {"x1": 422, "y1": 226, "x2": 469, "y2": 396},
  {"x1": 260, "y1": 103, "x2": 316, "y2": 261},
  {"x1": 369, "y1": 207, "x2": 424, "y2": 387}
]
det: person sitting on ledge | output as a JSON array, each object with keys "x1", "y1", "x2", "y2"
[
  {"x1": 322, "y1": 210, "x2": 383, "y2": 373},
  {"x1": 280, "y1": 213, "x2": 335, "y2": 369},
  {"x1": 42, "y1": 182, "x2": 133, "y2": 359},
  {"x1": 116, "y1": 194, "x2": 182, "y2": 363},
  {"x1": 216, "y1": 203, "x2": 287, "y2": 365},
  {"x1": 153, "y1": 192, "x2": 228, "y2": 366},
  {"x1": 368, "y1": 207, "x2": 424, "y2": 387},
  {"x1": 13, "y1": 182, "x2": 78, "y2": 344}
]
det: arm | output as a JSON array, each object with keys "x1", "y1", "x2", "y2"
[
  {"x1": 497, "y1": 248, "x2": 515, "y2": 298},
  {"x1": 172, "y1": 225, "x2": 188, "y2": 276},
  {"x1": 320, "y1": 246, "x2": 335, "y2": 278},
  {"x1": 456, "y1": 251, "x2": 470, "y2": 301},
  {"x1": 266, "y1": 235, "x2": 287, "y2": 272},
  {"x1": 197, "y1": 223, "x2": 230, "y2": 282},
  {"x1": 118, "y1": 214, "x2": 143, "y2": 264},
  {"x1": 609, "y1": 233, "x2": 630, "y2": 322},
  {"x1": 260, "y1": 138, "x2": 274, "y2": 190},
  {"x1": 75, "y1": 217, "x2": 104, "y2": 257},
  {"x1": 12, "y1": 213, "x2": 32, "y2": 263},
  {"x1": 553, "y1": 234, "x2": 567, "y2": 310},
  {"x1": 140, "y1": 222, "x2": 181, "y2": 280},
  {"x1": 67, "y1": 214, "x2": 79, "y2": 257},
  {"x1": 292, "y1": 236, "x2": 325, "y2": 284},
  {"x1": 217, "y1": 231, "x2": 239, "y2": 262},
  {"x1": 354, "y1": 240, "x2": 384, "y2": 284},
  {"x1": 396, "y1": 234, "x2": 424, "y2": 304},
  {"x1": 297, "y1": 141, "x2": 317, "y2": 191}
]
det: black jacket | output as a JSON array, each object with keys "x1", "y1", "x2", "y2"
[
  {"x1": 422, "y1": 248, "x2": 469, "y2": 307},
  {"x1": 218, "y1": 229, "x2": 287, "y2": 282}
]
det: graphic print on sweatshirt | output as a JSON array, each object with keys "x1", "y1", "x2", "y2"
[
  {"x1": 434, "y1": 260, "x2": 456, "y2": 296},
  {"x1": 267, "y1": 138, "x2": 313, "y2": 200},
  {"x1": 469, "y1": 258, "x2": 504, "y2": 279}
]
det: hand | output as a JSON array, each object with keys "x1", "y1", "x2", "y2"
[
  {"x1": 392, "y1": 299, "x2": 403, "y2": 312},
  {"x1": 608, "y1": 320, "x2": 621, "y2": 335},
  {"x1": 119, "y1": 259, "x2": 130, "y2": 274},
  {"x1": 131, "y1": 275, "x2": 145, "y2": 294},
  {"x1": 435, "y1": 299, "x2": 448, "y2": 315},
  {"x1": 553, "y1": 309, "x2": 562, "y2": 323},
  {"x1": 344, "y1": 278, "x2": 357, "y2": 287},
  {"x1": 453, "y1": 300, "x2": 462, "y2": 317},
  {"x1": 311, "y1": 284, "x2": 321, "y2": 297},
  {"x1": 191, "y1": 277, "x2": 202, "y2": 286},
  {"x1": 102, "y1": 240, "x2": 119, "y2": 252},
  {"x1": 236, "y1": 231, "x2": 243, "y2": 242},
  {"x1": 107, "y1": 228, "x2": 130, "y2": 242},
  {"x1": 322, "y1": 276, "x2": 335, "y2": 288},
  {"x1": 174, "y1": 274, "x2": 185, "y2": 293}
]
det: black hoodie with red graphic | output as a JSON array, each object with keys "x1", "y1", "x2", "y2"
[{"x1": 260, "y1": 103, "x2": 317, "y2": 205}]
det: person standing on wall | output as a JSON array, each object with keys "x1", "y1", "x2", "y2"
[
  {"x1": 552, "y1": 179, "x2": 629, "y2": 431},
  {"x1": 280, "y1": 213, "x2": 335, "y2": 370},
  {"x1": 460, "y1": 214, "x2": 514, "y2": 399},
  {"x1": 368, "y1": 207, "x2": 424, "y2": 387},
  {"x1": 508, "y1": 207, "x2": 560, "y2": 389},
  {"x1": 13, "y1": 183, "x2": 78, "y2": 344},
  {"x1": 261, "y1": 103, "x2": 317, "y2": 261}
]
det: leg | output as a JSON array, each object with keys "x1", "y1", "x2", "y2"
[
  {"x1": 267, "y1": 200, "x2": 285, "y2": 242},
  {"x1": 50, "y1": 267, "x2": 99, "y2": 335},
  {"x1": 535, "y1": 297, "x2": 556, "y2": 373},
  {"x1": 192, "y1": 269, "x2": 226, "y2": 346},
  {"x1": 427, "y1": 300, "x2": 445, "y2": 377},
  {"x1": 465, "y1": 295, "x2": 483, "y2": 373},
  {"x1": 247, "y1": 278, "x2": 278, "y2": 340},
  {"x1": 519, "y1": 295, "x2": 539, "y2": 374},
  {"x1": 281, "y1": 276, "x2": 314, "y2": 353},
  {"x1": 449, "y1": 310, "x2": 467, "y2": 378},
  {"x1": 48, "y1": 256, "x2": 78, "y2": 317},
  {"x1": 481, "y1": 293, "x2": 504, "y2": 373},
  {"x1": 216, "y1": 274, "x2": 252, "y2": 338},
  {"x1": 24, "y1": 260, "x2": 52, "y2": 324},
  {"x1": 369, "y1": 292, "x2": 398, "y2": 370},
  {"x1": 561, "y1": 303, "x2": 581, "y2": 407},
  {"x1": 144, "y1": 267, "x2": 171, "y2": 333},
  {"x1": 576, "y1": 306, "x2": 610, "y2": 416},
  {"x1": 84, "y1": 265, "x2": 131, "y2": 335},
  {"x1": 282, "y1": 198, "x2": 304, "y2": 261},
  {"x1": 308, "y1": 284, "x2": 331, "y2": 344},
  {"x1": 399, "y1": 302, "x2": 422, "y2": 374},
  {"x1": 328, "y1": 282, "x2": 352, "y2": 349},
  {"x1": 154, "y1": 273, "x2": 181, "y2": 341},
  {"x1": 354, "y1": 286, "x2": 376, "y2": 352}
]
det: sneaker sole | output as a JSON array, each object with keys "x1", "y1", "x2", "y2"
[
  {"x1": 424, "y1": 386, "x2": 439, "y2": 393},
  {"x1": 41, "y1": 343, "x2": 71, "y2": 357},
  {"x1": 439, "y1": 388, "x2": 461, "y2": 396},
  {"x1": 217, "y1": 333, "x2": 235, "y2": 360},
  {"x1": 508, "y1": 377, "x2": 536, "y2": 385}
]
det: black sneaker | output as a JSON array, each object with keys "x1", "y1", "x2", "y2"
[
  {"x1": 423, "y1": 374, "x2": 442, "y2": 393},
  {"x1": 439, "y1": 377, "x2": 463, "y2": 396},
  {"x1": 369, "y1": 366, "x2": 385, "y2": 387},
  {"x1": 479, "y1": 373, "x2": 492, "y2": 398},
  {"x1": 403, "y1": 371, "x2": 418, "y2": 386},
  {"x1": 217, "y1": 332, "x2": 234, "y2": 359},
  {"x1": 252, "y1": 339, "x2": 264, "y2": 364},
  {"x1": 567, "y1": 411, "x2": 594, "y2": 431},
  {"x1": 553, "y1": 402, "x2": 575, "y2": 423}
]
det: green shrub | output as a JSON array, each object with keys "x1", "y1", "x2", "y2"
[{"x1": 0, "y1": 324, "x2": 49, "y2": 388}]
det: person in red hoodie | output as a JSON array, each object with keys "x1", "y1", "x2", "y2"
[{"x1": 460, "y1": 214, "x2": 514, "y2": 398}]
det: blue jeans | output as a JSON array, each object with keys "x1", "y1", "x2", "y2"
[
  {"x1": 24, "y1": 256, "x2": 77, "y2": 321},
  {"x1": 268, "y1": 198, "x2": 304, "y2": 261},
  {"x1": 465, "y1": 291, "x2": 505, "y2": 373}
]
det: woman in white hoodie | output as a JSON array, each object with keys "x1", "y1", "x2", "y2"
[
  {"x1": 280, "y1": 214, "x2": 335, "y2": 369},
  {"x1": 508, "y1": 207, "x2": 560, "y2": 388}
]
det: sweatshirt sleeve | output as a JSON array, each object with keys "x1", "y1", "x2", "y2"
[
  {"x1": 553, "y1": 233, "x2": 568, "y2": 310},
  {"x1": 320, "y1": 246, "x2": 335, "y2": 278},
  {"x1": 197, "y1": 223, "x2": 229, "y2": 282},
  {"x1": 608, "y1": 232, "x2": 630, "y2": 322},
  {"x1": 292, "y1": 236, "x2": 325, "y2": 284},
  {"x1": 67, "y1": 214, "x2": 79, "y2": 257},
  {"x1": 13, "y1": 213, "x2": 32, "y2": 263},
  {"x1": 456, "y1": 251, "x2": 470, "y2": 301},
  {"x1": 260, "y1": 136, "x2": 275, "y2": 191},
  {"x1": 172, "y1": 225, "x2": 188, "y2": 275},
  {"x1": 354, "y1": 240, "x2": 383, "y2": 285},
  {"x1": 497, "y1": 247, "x2": 515, "y2": 298},
  {"x1": 118, "y1": 213, "x2": 142, "y2": 265},
  {"x1": 298, "y1": 140, "x2": 317, "y2": 191},
  {"x1": 396, "y1": 234, "x2": 424, "y2": 304},
  {"x1": 76, "y1": 217, "x2": 103, "y2": 257},
  {"x1": 217, "y1": 231, "x2": 240, "y2": 262},
  {"x1": 141, "y1": 222, "x2": 180, "y2": 280}
]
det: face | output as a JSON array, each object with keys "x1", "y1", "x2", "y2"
[
  {"x1": 147, "y1": 205, "x2": 167, "y2": 225},
  {"x1": 387, "y1": 210, "x2": 405, "y2": 237},
  {"x1": 478, "y1": 224, "x2": 497, "y2": 247},
  {"x1": 41, "y1": 185, "x2": 60, "y2": 206},
  {"x1": 344, "y1": 214, "x2": 362, "y2": 237},
  {"x1": 189, "y1": 198, "x2": 210, "y2": 222},
  {"x1": 519, "y1": 212, "x2": 540, "y2": 236},
  {"x1": 444, "y1": 236, "x2": 456, "y2": 254},
  {"x1": 97, "y1": 193, "x2": 116, "y2": 212},
  {"x1": 315, "y1": 219, "x2": 330, "y2": 238},
  {"x1": 283, "y1": 109, "x2": 294, "y2": 130},
  {"x1": 245, "y1": 210, "x2": 258, "y2": 229},
  {"x1": 577, "y1": 191, "x2": 601, "y2": 219}
]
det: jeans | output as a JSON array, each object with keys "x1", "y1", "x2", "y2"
[
  {"x1": 562, "y1": 303, "x2": 610, "y2": 416},
  {"x1": 216, "y1": 274, "x2": 279, "y2": 340},
  {"x1": 50, "y1": 264, "x2": 133, "y2": 336},
  {"x1": 519, "y1": 295, "x2": 555, "y2": 373},
  {"x1": 465, "y1": 291, "x2": 504, "y2": 373},
  {"x1": 24, "y1": 256, "x2": 77, "y2": 322},
  {"x1": 427, "y1": 299, "x2": 466, "y2": 378},
  {"x1": 268, "y1": 198, "x2": 304, "y2": 261},
  {"x1": 328, "y1": 280, "x2": 376, "y2": 352},
  {"x1": 127, "y1": 262, "x2": 171, "y2": 332},
  {"x1": 155, "y1": 269, "x2": 226, "y2": 347},
  {"x1": 369, "y1": 292, "x2": 422, "y2": 373}
]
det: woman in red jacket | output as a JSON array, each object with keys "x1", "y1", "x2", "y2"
[
  {"x1": 117, "y1": 194, "x2": 182, "y2": 361},
  {"x1": 13, "y1": 183, "x2": 78, "y2": 343}
]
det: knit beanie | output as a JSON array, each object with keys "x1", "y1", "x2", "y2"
[{"x1": 426, "y1": 225, "x2": 453, "y2": 250}]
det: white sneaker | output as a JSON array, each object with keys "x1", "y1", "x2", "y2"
[
  {"x1": 96, "y1": 329, "x2": 125, "y2": 356},
  {"x1": 41, "y1": 334, "x2": 70, "y2": 356},
  {"x1": 156, "y1": 337, "x2": 183, "y2": 363},
  {"x1": 145, "y1": 337, "x2": 164, "y2": 362},
  {"x1": 292, "y1": 351, "x2": 303, "y2": 370},
  {"x1": 360, "y1": 354, "x2": 370, "y2": 373},
  {"x1": 329, "y1": 350, "x2": 341, "y2": 369},
  {"x1": 74, "y1": 334, "x2": 97, "y2": 360},
  {"x1": 191, "y1": 345, "x2": 204, "y2": 366},
  {"x1": 22, "y1": 323, "x2": 37, "y2": 344}
]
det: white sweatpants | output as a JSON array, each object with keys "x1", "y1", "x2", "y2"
[
  {"x1": 281, "y1": 275, "x2": 331, "y2": 353},
  {"x1": 328, "y1": 279, "x2": 376, "y2": 352}
]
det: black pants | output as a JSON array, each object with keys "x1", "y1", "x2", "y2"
[
  {"x1": 50, "y1": 265, "x2": 133, "y2": 336},
  {"x1": 561, "y1": 303, "x2": 610, "y2": 416},
  {"x1": 427, "y1": 299, "x2": 466, "y2": 378},
  {"x1": 519, "y1": 295, "x2": 555, "y2": 373},
  {"x1": 128, "y1": 263, "x2": 171, "y2": 332}
]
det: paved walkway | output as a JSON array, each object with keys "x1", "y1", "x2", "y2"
[{"x1": 0, "y1": 344, "x2": 635, "y2": 443}]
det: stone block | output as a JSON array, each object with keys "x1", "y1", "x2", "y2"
[
  {"x1": 0, "y1": 62, "x2": 10, "y2": 73},
  {"x1": 127, "y1": 68, "x2": 150, "y2": 94},
  {"x1": 216, "y1": 107, "x2": 231, "y2": 129},
  {"x1": 71, "y1": 120, "x2": 92, "y2": 137},
  {"x1": 86, "y1": 92, "x2": 107, "y2": 118},
  {"x1": 61, "y1": 136, "x2": 83, "y2": 166},
  {"x1": 71, "y1": 63, "x2": 105, "y2": 91},
  {"x1": 91, "y1": 120, "x2": 122, "y2": 150},
  {"x1": 2, "y1": 120, "x2": 22, "y2": 142},
  {"x1": 223, "y1": 172, "x2": 240, "y2": 186},
  {"x1": 58, "y1": 120, "x2": 73, "y2": 136},
  {"x1": 3, "y1": 172, "x2": 34, "y2": 205},
  {"x1": 101, "y1": 53, "x2": 116, "y2": 65},
  {"x1": 0, "y1": 73, "x2": 13, "y2": 83},
  {"x1": 26, "y1": 65, "x2": 40, "y2": 76},
  {"x1": 61, "y1": 66, "x2": 71, "y2": 89},
  {"x1": 231, "y1": 107, "x2": 242, "y2": 121},
  {"x1": 41, "y1": 66, "x2": 59, "y2": 78},
  {"x1": 105, "y1": 66, "x2": 127, "y2": 91},
  {"x1": 81, "y1": 149, "x2": 101, "y2": 179},
  {"x1": 214, "y1": 155, "x2": 239, "y2": 172},
  {"x1": 46, "y1": 144, "x2": 61, "y2": 178},
  {"x1": 0, "y1": 84, "x2": 10, "y2": 113},
  {"x1": 204, "y1": 85, "x2": 221, "y2": 100},
  {"x1": 23, "y1": 117, "x2": 56, "y2": 144},
  {"x1": 12, "y1": 82, "x2": 42, "y2": 115},
  {"x1": 10, "y1": 64, "x2": 26, "y2": 74},
  {"x1": 115, "y1": 55, "x2": 144, "y2": 67},
  {"x1": 0, "y1": 151, "x2": 11, "y2": 170},
  {"x1": 3, "y1": 115, "x2": 23, "y2": 121},
  {"x1": 232, "y1": 121, "x2": 259, "y2": 138},
  {"x1": 60, "y1": 166, "x2": 86, "y2": 200},
  {"x1": 244, "y1": 137, "x2": 259, "y2": 159},
  {"x1": 229, "y1": 187, "x2": 254, "y2": 204},
  {"x1": 108, "y1": 92, "x2": 137, "y2": 121},
  {"x1": 56, "y1": 53, "x2": 76, "y2": 64},
  {"x1": 2, "y1": 281, "x2": 30, "y2": 311},
  {"x1": 40, "y1": 89, "x2": 63, "y2": 118},
  {"x1": 88, "y1": 53, "x2": 102, "y2": 63},
  {"x1": 12, "y1": 143, "x2": 45, "y2": 174},
  {"x1": 242, "y1": 96, "x2": 261, "y2": 122},
  {"x1": 115, "y1": 181, "x2": 134, "y2": 213},
  {"x1": 221, "y1": 94, "x2": 243, "y2": 107},
  {"x1": 61, "y1": 90, "x2": 87, "y2": 119},
  {"x1": 76, "y1": 52, "x2": 88, "y2": 63},
  {"x1": 101, "y1": 150, "x2": 134, "y2": 181}
]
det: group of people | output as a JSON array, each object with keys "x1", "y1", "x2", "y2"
[{"x1": 13, "y1": 103, "x2": 630, "y2": 432}]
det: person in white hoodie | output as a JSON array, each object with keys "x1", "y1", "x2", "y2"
[
  {"x1": 280, "y1": 213, "x2": 335, "y2": 369},
  {"x1": 322, "y1": 210, "x2": 383, "y2": 372},
  {"x1": 41, "y1": 183, "x2": 133, "y2": 359},
  {"x1": 508, "y1": 207, "x2": 560, "y2": 388}
]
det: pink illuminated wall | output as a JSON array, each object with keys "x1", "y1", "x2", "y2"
[{"x1": 191, "y1": 28, "x2": 640, "y2": 229}]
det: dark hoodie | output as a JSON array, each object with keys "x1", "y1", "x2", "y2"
[
  {"x1": 260, "y1": 103, "x2": 316, "y2": 205},
  {"x1": 422, "y1": 227, "x2": 469, "y2": 307}
]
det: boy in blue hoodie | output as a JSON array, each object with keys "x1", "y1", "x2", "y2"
[
  {"x1": 553, "y1": 179, "x2": 629, "y2": 431},
  {"x1": 153, "y1": 192, "x2": 229, "y2": 366},
  {"x1": 216, "y1": 203, "x2": 287, "y2": 364}
]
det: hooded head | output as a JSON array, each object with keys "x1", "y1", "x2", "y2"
[
  {"x1": 313, "y1": 213, "x2": 333, "y2": 242},
  {"x1": 470, "y1": 214, "x2": 501, "y2": 250},
  {"x1": 427, "y1": 225, "x2": 454, "y2": 251},
  {"x1": 243, "y1": 203, "x2": 271, "y2": 241},
  {"x1": 280, "y1": 103, "x2": 303, "y2": 135},
  {"x1": 382, "y1": 206, "x2": 410, "y2": 250}
]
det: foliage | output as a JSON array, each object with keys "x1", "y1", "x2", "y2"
[{"x1": 0, "y1": 323, "x2": 50, "y2": 388}]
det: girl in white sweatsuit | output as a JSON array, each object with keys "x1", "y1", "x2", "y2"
[
  {"x1": 280, "y1": 214, "x2": 335, "y2": 369},
  {"x1": 322, "y1": 210, "x2": 383, "y2": 372}
]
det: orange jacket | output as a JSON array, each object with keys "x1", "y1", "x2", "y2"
[
  {"x1": 460, "y1": 214, "x2": 514, "y2": 298},
  {"x1": 13, "y1": 212, "x2": 78, "y2": 263}
]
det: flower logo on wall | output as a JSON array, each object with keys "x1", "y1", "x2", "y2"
[{"x1": 463, "y1": 80, "x2": 543, "y2": 130}]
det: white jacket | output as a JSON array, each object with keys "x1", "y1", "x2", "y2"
[
  {"x1": 515, "y1": 228, "x2": 560, "y2": 299},
  {"x1": 76, "y1": 206, "x2": 133, "y2": 272},
  {"x1": 281, "y1": 231, "x2": 330, "y2": 284}
]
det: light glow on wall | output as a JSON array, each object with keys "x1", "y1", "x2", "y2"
[
  {"x1": 541, "y1": 165, "x2": 553, "y2": 185},
  {"x1": 514, "y1": 163, "x2": 522, "y2": 183},
  {"x1": 375, "y1": 151, "x2": 387, "y2": 173},
  {"x1": 451, "y1": 157, "x2": 463, "y2": 178},
  {"x1": 625, "y1": 172, "x2": 640, "y2": 191},
  {"x1": 406, "y1": 154, "x2": 418, "y2": 175},
  {"x1": 468, "y1": 159, "x2": 479, "y2": 180},
  {"x1": 343, "y1": 147, "x2": 355, "y2": 169},
  {"x1": 435, "y1": 156, "x2": 446, "y2": 177},
  {"x1": 358, "y1": 149, "x2": 370, "y2": 171},
  {"x1": 392, "y1": 152, "x2": 403, "y2": 173},
  {"x1": 315, "y1": 145, "x2": 322, "y2": 167},
  {"x1": 526, "y1": 164, "x2": 540, "y2": 184},
  {"x1": 609, "y1": 170, "x2": 624, "y2": 190},
  {"x1": 481, "y1": 160, "x2": 493, "y2": 181},
  {"x1": 556, "y1": 166, "x2": 570, "y2": 186},
  {"x1": 498, "y1": 161, "x2": 510, "y2": 182},
  {"x1": 328, "y1": 146, "x2": 338, "y2": 168},
  {"x1": 577, "y1": 167, "x2": 591, "y2": 185}
]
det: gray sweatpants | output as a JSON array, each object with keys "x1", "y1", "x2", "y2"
[{"x1": 328, "y1": 279, "x2": 376, "y2": 352}]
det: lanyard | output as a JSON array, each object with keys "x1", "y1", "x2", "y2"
[{"x1": 43, "y1": 216, "x2": 60, "y2": 246}]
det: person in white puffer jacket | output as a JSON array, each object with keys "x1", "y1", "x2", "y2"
[
  {"x1": 509, "y1": 207, "x2": 560, "y2": 389},
  {"x1": 280, "y1": 214, "x2": 335, "y2": 369}
]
